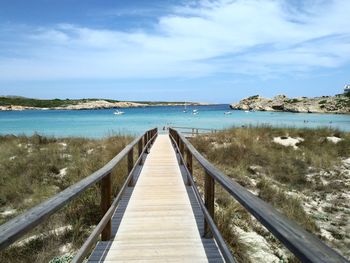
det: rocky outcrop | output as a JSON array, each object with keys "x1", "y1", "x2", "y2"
[{"x1": 230, "y1": 94, "x2": 350, "y2": 114}]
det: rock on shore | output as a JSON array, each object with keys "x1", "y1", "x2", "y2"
[{"x1": 230, "y1": 94, "x2": 350, "y2": 114}]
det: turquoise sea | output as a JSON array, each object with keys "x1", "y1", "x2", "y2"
[{"x1": 0, "y1": 105, "x2": 349, "y2": 138}]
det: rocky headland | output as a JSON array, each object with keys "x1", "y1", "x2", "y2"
[{"x1": 230, "y1": 94, "x2": 350, "y2": 114}]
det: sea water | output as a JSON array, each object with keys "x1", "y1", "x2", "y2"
[{"x1": 0, "y1": 105, "x2": 349, "y2": 138}]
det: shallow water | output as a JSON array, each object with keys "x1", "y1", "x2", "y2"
[{"x1": 0, "y1": 105, "x2": 349, "y2": 137}]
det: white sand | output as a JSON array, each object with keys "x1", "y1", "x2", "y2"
[
  {"x1": 327, "y1": 136, "x2": 343, "y2": 144},
  {"x1": 234, "y1": 226, "x2": 280, "y2": 263},
  {"x1": 273, "y1": 136, "x2": 304, "y2": 149},
  {"x1": 0, "y1": 209, "x2": 17, "y2": 217},
  {"x1": 59, "y1": 167, "x2": 68, "y2": 178}
]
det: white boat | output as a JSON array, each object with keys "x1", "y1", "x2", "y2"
[
  {"x1": 183, "y1": 102, "x2": 187, "y2": 113},
  {"x1": 224, "y1": 111, "x2": 232, "y2": 115},
  {"x1": 193, "y1": 111, "x2": 199, "y2": 115},
  {"x1": 113, "y1": 110, "x2": 125, "y2": 115},
  {"x1": 244, "y1": 110, "x2": 250, "y2": 113},
  {"x1": 192, "y1": 109, "x2": 198, "y2": 113}
]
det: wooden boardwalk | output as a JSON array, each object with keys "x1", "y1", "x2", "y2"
[
  {"x1": 2, "y1": 128, "x2": 347, "y2": 263},
  {"x1": 88, "y1": 135, "x2": 223, "y2": 262}
]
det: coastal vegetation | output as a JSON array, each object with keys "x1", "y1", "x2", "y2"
[
  {"x1": 191, "y1": 126, "x2": 350, "y2": 262},
  {"x1": 0, "y1": 96, "x2": 121, "y2": 108},
  {"x1": 0, "y1": 96, "x2": 205, "y2": 111},
  {"x1": 0, "y1": 133, "x2": 132, "y2": 263}
]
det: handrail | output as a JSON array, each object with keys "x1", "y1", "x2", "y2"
[
  {"x1": 170, "y1": 126, "x2": 217, "y2": 132},
  {"x1": 169, "y1": 135, "x2": 236, "y2": 263},
  {"x1": 170, "y1": 126, "x2": 218, "y2": 137},
  {"x1": 169, "y1": 128, "x2": 349, "y2": 263},
  {"x1": 0, "y1": 128, "x2": 158, "y2": 251}
]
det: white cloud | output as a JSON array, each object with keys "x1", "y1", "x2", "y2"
[{"x1": 0, "y1": 0, "x2": 349, "y2": 80}]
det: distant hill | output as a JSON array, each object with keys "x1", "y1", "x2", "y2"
[
  {"x1": 0, "y1": 96, "x2": 211, "y2": 111},
  {"x1": 0, "y1": 97, "x2": 114, "y2": 108}
]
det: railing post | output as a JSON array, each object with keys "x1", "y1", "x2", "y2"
[
  {"x1": 144, "y1": 133, "x2": 147, "y2": 148},
  {"x1": 128, "y1": 148, "x2": 134, "y2": 186},
  {"x1": 101, "y1": 173, "x2": 112, "y2": 241},
  {"x1": 192, "y1": 128, "x2": 194, "y2": 137},
  {"x1": 176, "y1": 133, "x2": 180, "y2": 152},
  {"x1": 179, "y1": 140, "x2": 184, "y2": 165},
  {"x1": 196, "y1": 129, "x2": 199, "y2": 135},
  {"x1": 138, "y1": 138, "x2": 143, "y2": 165},
  {"x1": 185, "y1": 148, "x2": 192, "y2": 186},
  {"x1": 146, "y1": 131, "x2": 151, "y2": 153},
  {"x1": 174, "y1": 134, "x2": 178, "y2": 153},
  {"x1": 204, "y1": 171, "x2": 215, "y2": 238}
]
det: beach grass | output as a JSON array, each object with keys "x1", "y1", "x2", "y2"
[
  {"x1": 0, "y1": 133, "x2": 132, "y2": 263},
  {"x1": 190, "y1": 126, "x2": 350, "y2": 262}
]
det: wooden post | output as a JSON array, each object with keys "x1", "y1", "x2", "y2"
[
  {"x1": 176, "y1": 133, "x2": 180, "y2": 150},
  {"x1": 128, "y1": 148, "x2": 134, "y2": 186},
  {"x1": 192, "y1": 128, "x2": 194, "y2": 137},
  {"x1": 173, "y1": 133, "x2": 178, "y2": 152},
  {"x1": 146, "y1": 131, "x2": 151, "y2": 153},
  {"x1": 204, "y1": 171, "x2": 215, "y2": 238},
  {"x1": 196, "y1": 129, "x2": 199, "y2": 135},
  {"x1": 179, "y1": 140, "x2": 184, "y2": 165},
  {"x1": 144, "y1": 133, "x2": 147, "y2": 148},
  {"x1": 101, "y1": 173, "x2": 112, "y2": 241},
  {"x1": 186, "y1": 148, "x2": 192, "y2": 186},
  {"x1": 138, "y1": 138, "x2": 143, "y2": 165},
  {"x1": 151, "y1": 130, "x2": 154, "y2": 142}
]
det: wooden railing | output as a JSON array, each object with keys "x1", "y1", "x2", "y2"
[
  {"x1": 170, "y1": 126, "x2": 218, "y2": 137},
  {"x1": 169, "y1": 128, "x2": 349, "y2": 263},
  {"x1": 0, "y1": 128, "x2": 158, "y2": 259}
]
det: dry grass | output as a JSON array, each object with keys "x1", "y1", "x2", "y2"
[
  {"x1": 190, "y1": 126, "x2": 350, "y2": 262},
  {"x1": 0, "y1": 133, "x2": 132, "y2": 263}
]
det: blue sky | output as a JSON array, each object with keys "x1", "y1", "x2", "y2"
[{"x1": 0, "y1": 0, "x2": 349, "y2": 103}]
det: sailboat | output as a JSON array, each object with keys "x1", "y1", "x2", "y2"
[
  {"x1": 113, "y1": 109, "x2": 125, "y2": 115},
  {"x1": 183, "y1": 102, "x2": 187, "y2": 113}
]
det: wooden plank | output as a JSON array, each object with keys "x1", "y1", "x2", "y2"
[{"x1": 88, "y1": 135, "x2": 223, "y2": 262}]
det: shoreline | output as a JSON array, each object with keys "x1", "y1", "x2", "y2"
[{"x1": 0, "y1": 101, "x2": 215, "y2": 111}]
